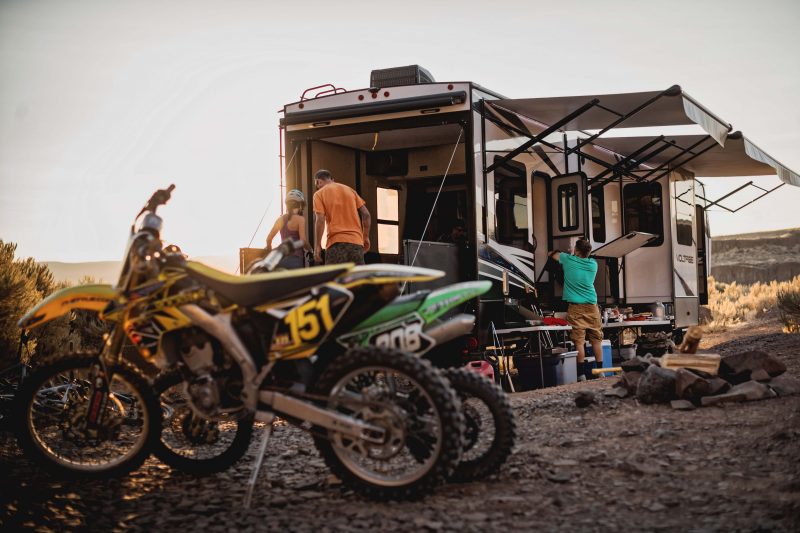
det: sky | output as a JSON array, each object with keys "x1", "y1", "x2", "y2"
[{"x1": 1, "y1": 0, "x2": 799, "y2": 262}]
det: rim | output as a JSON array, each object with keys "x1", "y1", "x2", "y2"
[
  {"x1": 328, "y1": 365, "x2": 443, "y2": 487},
  {"x1": 159, "y1": 382, "x2": 240, "y2": 460},
  {"x1": 460, "y1": 396, "x2": 495, "y2": 463},
  {"x1": 26, "y1": 366, "x2": 149, "y2": 472}
]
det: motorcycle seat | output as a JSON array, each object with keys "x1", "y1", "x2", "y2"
[{"x1": 184, "y1": 261, "x2": 352, "y2": 307}]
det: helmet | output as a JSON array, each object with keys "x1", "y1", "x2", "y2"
[{"x1": 285, "y1": 189, "x2": 305, "y2": 204}]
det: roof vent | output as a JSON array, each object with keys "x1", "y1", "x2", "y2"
[{"x1": 370, "y1": 65, "x2": 435, "y2": 88}]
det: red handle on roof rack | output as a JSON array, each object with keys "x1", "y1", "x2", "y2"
[{"x1": 300, "y1": 83, "x2": 347, "y2": 101}]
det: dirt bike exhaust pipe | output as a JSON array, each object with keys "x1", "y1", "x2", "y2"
[
  {"x1": 426, "y1": 314, "x2": 476, "y2": 345},
  {"x1": 259, "y1": 390, "x2": 386, "y2": 444}
]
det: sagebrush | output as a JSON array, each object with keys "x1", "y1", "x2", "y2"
[{"x1": 706, "y1": 275, "x2": 800, "y2": 332}]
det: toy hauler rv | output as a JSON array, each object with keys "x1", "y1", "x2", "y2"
[{"x1": 278, "y1": 65, "x2": 799, "y2": 345}]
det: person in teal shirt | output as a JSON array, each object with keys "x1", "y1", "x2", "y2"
[{"x1": 549, "y1": 238, "x2": 603, "y2": 381}]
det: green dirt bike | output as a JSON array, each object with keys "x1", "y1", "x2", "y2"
[{"x1": 154, "y1": 242, "x2": 515, "y2": 483}]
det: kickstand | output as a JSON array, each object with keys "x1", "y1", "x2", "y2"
[{"x1": 244, "y1": 415, "x2": 275, "y2": 509}]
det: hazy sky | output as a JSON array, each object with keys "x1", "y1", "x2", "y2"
[{"x1": 1, "y1": 0, "x2": 799, "y2": 262}]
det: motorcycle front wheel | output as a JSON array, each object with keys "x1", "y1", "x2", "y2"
[
  {"x1": 312, "y1": 346, "x2": 464, "y2": 501},
  {"x1": 14, "y1": 354, "x2": 161, "y2": 478},
  {"x1": 152, "y1": 370, "x2": 254, "y2": 475}
]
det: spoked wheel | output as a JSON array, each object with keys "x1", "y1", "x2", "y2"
[
  {"x1": 312, "y1": 347, "x2": 464, "y2": 501},
  {"x1": 444, "y1": 367, "x2": 516, "y2": 482},
  {"x1": 152, "y1": 370, "x2": 254, "y2": 475},
  {"x1": 14, "y1": 354, "x2": 161, "y2": 478}
]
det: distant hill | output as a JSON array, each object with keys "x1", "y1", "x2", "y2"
[
  {"x1": 711, "y1": 227, "x2": 800, "y2": 284},
  {"x1": 44, "y1": 255, "x2": 240, "y2": 285}
]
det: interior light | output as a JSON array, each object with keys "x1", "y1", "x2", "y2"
[{"x1": 421, "y1": 108, "x2": 440, "y2": 114}]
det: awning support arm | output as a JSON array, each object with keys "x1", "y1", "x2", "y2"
[
  {"x1": 638, "y1": 135, "x2": 713, "y2": 181},
  {"x1": 591, "y1": 137, "x2": 683, "y2": 190},
  {"x1": 564, "y1": 86, "x2": 681, "y2": 157},
  {"x1": 482, "y1": 107, "x2": 652, "y2": 184},
  {"x1": 697, "y1": 182, "x2": 786, "y2": 213},
  {"x1": 589, "y1": 136, "x2": 665, "y2": 186},
  {"x1": 484, "y1": 98, "x2": 600, "y2": 174},
  {"x1": 645, "y1": 136, "x2": 720, "y2": 183}
]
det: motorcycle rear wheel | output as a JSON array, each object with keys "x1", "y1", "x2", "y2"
[
  {"x1": 14, "y1": 353, "x2": 161, "y2": 479},
  {"x1": 444, "y1": 367, "x2": 516, "y2": 482},
  {"x1": 312, "y1": 346, "x2": 464, "y2": 501}
]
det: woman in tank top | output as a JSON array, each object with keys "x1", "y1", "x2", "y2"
[{"x1": 265, "y1": 189, "x2": 312, "y2": 269}]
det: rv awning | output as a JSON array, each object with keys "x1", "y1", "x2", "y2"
[
  {"x1": 485, "y1": 85, "x2": 731, "y2": 146},
  {"x1": 593, "y1": 132, "x2": 800, "y2": 186}
]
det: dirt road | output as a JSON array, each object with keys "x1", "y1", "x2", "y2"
[{"x1": 2, "y1": 317, "x2": 799, "y2": 532}]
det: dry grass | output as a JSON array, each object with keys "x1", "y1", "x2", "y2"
[{"x1": 706, "y1": 275, "x2": 800, "y2": 332}]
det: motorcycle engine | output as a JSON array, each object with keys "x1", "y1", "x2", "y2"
[{"x1": 175, "y1": 328, "x2": 244, "y2": 419}]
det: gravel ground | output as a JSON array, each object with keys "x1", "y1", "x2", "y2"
[{"x1": 2, "y1": 317, "x2": 799, "y2": 532}]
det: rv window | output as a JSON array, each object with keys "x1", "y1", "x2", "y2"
[
  {"x1": 623, "y1": 182, "x2": 663, "y2": 247},
  {"x1": 673, "y1": 181, "x2": 694, "y2": 246},
  {"x1": 377, "y1": 187, "x2": 399, "y2": 254},
  {"x1": 590, "y1": 188, "x2": 606, "y2": 243},
  {"x1": 557, "y1": 183, "x2": 579, "y2": 232},
  {"x1": 495, "y1": 175, "x2": 528, "y2": 247}
]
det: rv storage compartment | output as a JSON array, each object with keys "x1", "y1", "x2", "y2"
[
  {"x1": 514, "y1": 355, "x2": 558, "y2": 391},
  {"x1": 370, "y1": 65, "x2": 435, "y2": 87}
]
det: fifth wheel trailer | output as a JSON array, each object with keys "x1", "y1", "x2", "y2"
[{"x1": 277, "y1": 65, "x2": 800, "y2": 344}]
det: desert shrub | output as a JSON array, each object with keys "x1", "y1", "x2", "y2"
[
  {"x1": 0, "y1": 242, "x2": 105, "y2": 365},
  {"x1": 778, "y1": 286, "x2": 800, "y2": 333},
  {"x1": 706, "y1": 275, "x2": 800, "y2": 332}
]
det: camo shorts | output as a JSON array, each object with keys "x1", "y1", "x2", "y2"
[
  {"x1": 325, "y1": 242, "x2": 365, "y2": 265},
  {"x1": 567, "y1": 303, "x2": 603, "y2": 346}
]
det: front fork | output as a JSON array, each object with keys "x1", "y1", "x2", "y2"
[{"x1": 85, "y1": 326, "x2": 126, "y2": 429}]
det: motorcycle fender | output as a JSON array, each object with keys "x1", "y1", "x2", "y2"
[{"x1": 18, "y1": 284, "x2": 117, "y2": 329}]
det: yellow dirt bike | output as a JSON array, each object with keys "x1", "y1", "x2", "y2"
[{"x1": 17, "y1": 186, "x2": 465, "y2": 502}]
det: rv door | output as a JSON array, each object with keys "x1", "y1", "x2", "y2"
[{"x1": 550, "y1": 172, "x2": 587, "y2": 238}]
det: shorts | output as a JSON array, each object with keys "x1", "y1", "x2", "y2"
[
  {"x1": 567, "y1": 303, "x2": 603, "y2": 346},
  {"x1": 325, "y1": 242, "x2": 365, "y2": 265}
]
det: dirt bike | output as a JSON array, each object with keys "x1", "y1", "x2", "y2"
[
  {"x1": 13, "y1": 188, "x2": 181, "y2": 478},
  {"x1": 19, "y1": 185, "x2": 465, "y2": 502},
  {"x1": 153, "y1": 242, "x2": 514, "y2": 483}
]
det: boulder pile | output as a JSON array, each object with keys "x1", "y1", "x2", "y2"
[{"x1": 610, "y1": 350, "x2": 800, "y2": 409}]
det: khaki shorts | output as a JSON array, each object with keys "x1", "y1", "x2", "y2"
[{"x1": 567, "y1": 303, "x2": 603, "y2": 346}]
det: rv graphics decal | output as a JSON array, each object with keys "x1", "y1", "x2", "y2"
[{"x1": 483, "y1": 239, "x2": 536, "y2": 287}]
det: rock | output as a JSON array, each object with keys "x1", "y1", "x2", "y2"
[
  {"x1": 727, "y1": 380, "x2": 777, "y2": 401},
  {"x1": 670, "y1": 400, "x2": 696, "y2": 411},
  {"x1": 700, "y1": 392, "x2": 747, "y2": 407},
  {"x1": 767, "y1": 375, "x2": 800, "y2": 397},
  {"x1": 574, "y1": 391, "x2": 595, "y2": 408},
  {"x1": 604, "y1": 387, "x2": 628, "y2": 398},
  {"x1": 719, "y1": 351, "x2": 786, "y2": 384},
  {"x1": 618, "y1": 371, "x2": 642, "y2": 393},
  {"x1": 636, "y1": 365, "x2": 677, "y2": 404},
  {"x1": 674, "y1": 368, "x2": 711, "y2": 402},
  {"x1": 621, "y1": 357, "x2": 651, "y2": 373},
  {"x1": 750, "y1": 368, "x2": 771, "y2": 382},
  {"x1": 707, "y1": 377, "x2": 731, "y2": 396}
]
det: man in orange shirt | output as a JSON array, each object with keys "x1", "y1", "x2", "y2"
[{"x1": 312, "y1": 169, "x2": 371, "y2": 265}]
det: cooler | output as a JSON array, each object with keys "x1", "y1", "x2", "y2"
[
  {"x1": 555, "y1": 351, "x2": 578, "y2": 385},
  {"x1": 586, "y1": 340, "x2": 613, "y2": 377}
]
